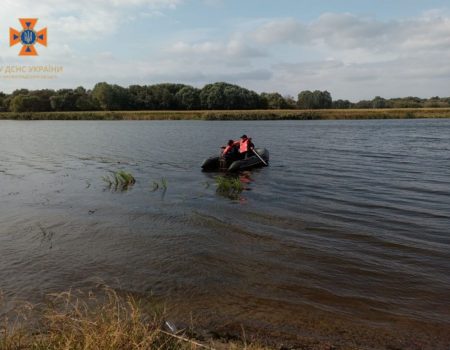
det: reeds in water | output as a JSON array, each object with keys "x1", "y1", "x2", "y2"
[
  {"x1": 215, "y1": 176, "x2": 243, "y2": 199},
  {"x1": 102, "y1": 170, "x2": 136, "y2": 191},
  {"x1": 2, "y1": 108, "x2": 450, "y2": 121}
]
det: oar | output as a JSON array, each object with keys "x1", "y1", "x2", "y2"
[{"x1": 252, "y1": 148, "x2": 268, "y2": 166}]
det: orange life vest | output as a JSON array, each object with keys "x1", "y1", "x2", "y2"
[
  {"x1": 223, "y1": 145, "x2": 233, "y2": 155},
  {"x1": 239, "y1": 139, "x2": 248, "y2": 153}
]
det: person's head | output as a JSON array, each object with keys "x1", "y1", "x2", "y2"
[
  {"x1": 241, "y1": 134, "x2": 248, "y2": 140},
  {"x1": 227, "y1": 139, "x2": 234, "y2": 146}
]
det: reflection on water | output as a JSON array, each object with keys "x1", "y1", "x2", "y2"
[{"x1": 0, "y1": 119, "x2": 449, "y2": 348}]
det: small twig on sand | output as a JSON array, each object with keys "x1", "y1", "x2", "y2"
[{"x1": 159, "y1": 330, "x2": 215, "y2": 350}]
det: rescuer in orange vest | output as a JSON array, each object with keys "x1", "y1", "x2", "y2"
[
  {"x1": 221, "y1": 135, "x2": 254, "y2": 161},
  {"x1": 222, "y1": 139, "x2": 237, "y2": 159},
  {"x1": 237, "y1": 134, "x2": 254, "y2": 159}
]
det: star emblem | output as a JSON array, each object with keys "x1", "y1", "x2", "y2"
[{"x1": 10, "y1": 18, "x2": 47, "y2": 56}]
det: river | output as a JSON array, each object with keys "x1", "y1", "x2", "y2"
[{"x1": 1, "y1": 119, "x2": 449, "y2": 348}]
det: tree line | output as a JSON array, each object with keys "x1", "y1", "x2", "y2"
[{"x1": 0, "y1": 82, "x2": 449, "y2": 112}]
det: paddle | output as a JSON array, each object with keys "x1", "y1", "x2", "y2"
[{"x1": 252, "y1": 148, "x2": 268, "y2": 166}]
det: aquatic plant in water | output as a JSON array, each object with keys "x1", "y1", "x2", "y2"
[
  {"x1": 102, "y1": 170, "x2": 136, "y2": 191},
  {"x1": 151, "y1": 178, "x2": 168, "y2": 192},
  {"x1": 215, "y1": 175, "x2": 243, "y2": 199}
]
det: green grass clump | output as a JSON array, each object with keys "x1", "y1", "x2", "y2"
[
  {"x1": 102, "y1": 170, "x2": 136, "y2": 191},
  {"x1": 215, "y1": 176, "x2": 244, "y2": 199}
]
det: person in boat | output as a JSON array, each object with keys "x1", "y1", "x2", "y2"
[
  {"x1": 221, "y1": 139, "x2": 238, "y2": 160},
  {"x1": 237, "y1": 134, "x2": 255, "y2": 159},
  {"x1": 247, "y1": 137, "x2": 255, "y2": 155}
]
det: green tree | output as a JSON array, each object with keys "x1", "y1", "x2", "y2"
[
  {"x1": 9, "y1": 90, "x2": 52, "y2": 112},
  {"x1": 10, "y1": 95, "x2": 44, "y2": 112},
  {"x1": 372, "y1": 96, "x2": 387, "y2": 109},
  {"x1": 297, "y1": 90, "x2": 332, "y2": 109},
  {"x1": 200, "y1": 83, "x2": 226, "y2": 109},
  {"x1": 260, "y1": 92, "x2": 289, "y2": 109},
  {"x1": 313, "y1": 90, "x2": 332, "y2": 109},
  {"x1": 128, "y1": 85, "x2": 155, "y2": 110},
  {"x1": 92, "y1": 83, "x2": 130, "y2": 110},
  {"x1": 137, "y1": 84, "x2": 187, "y2": 110},
  {"x1": 0, "y1": 92, "x2": 6, "y2": 112},
  {"x1": 92, "y1": 83, "x2": 115, "y2": 110},
  {"x1": 200, "y1": 82, "x2": 262, "y2": 109},
  {"x1": 150, "y1": 84, "x2": 177, "y2": 109},
  {"x1": 76, "y1": 94, "x2": 99, "y2": 111},
  {"x1": 50, "y1": 89, "x2": 79, "y2": 111},
  {"x1": 297, "y1": 90, "x2": 314, "y2": 109},
  {"x1": 389, "y1": 97, "x2": 422, "y2": 108},
  {"x1": 175, "y1": 86, "x2": 200, "y2": 110},
  {"x1": 332, "y1": 99, "x2": 351, "y2": 109},
  {"x1": 354, "y1": 100, "x2": 372, "y2": 109},
  {"x1": 284, "y1": 95, "x2": 297, "y2": 109}
]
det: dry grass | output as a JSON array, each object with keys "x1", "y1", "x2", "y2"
[
  {"x1": 1, "y1": 108, "x2": 450, "y2": 120},
  {"x1": 0, "y1": 287, "x2": 218, "y2": 350}
]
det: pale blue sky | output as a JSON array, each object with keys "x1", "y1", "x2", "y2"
[{"x1": 1, "y1": 0, "x2": 450, "y2": 100}]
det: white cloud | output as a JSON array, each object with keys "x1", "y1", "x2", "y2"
[
  {"x1": 250, "y1": 11, "x2": 450, "y2": 60},
  {"x1": 0, "y1": 0, "x2": 182, "y2": 40},
  {"x1": 169, "y1": 39, "x2": 265, "y2": 59},
  {"x1": 0, "y1": 0, "x2": 183, "y2": 68},
  {"x1": 243, "y1": 11, "x2": 450, "y2": 99},
  {"x1": 251, "y1": 18, "x2": 307, "y2": 45},
  {"x1": 1, "y1": 3, "x2": 450, "y2": 100}
]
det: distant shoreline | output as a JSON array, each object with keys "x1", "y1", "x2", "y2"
[{"x1": 1, "y1": 108, "x2": 450, "y2": 120}]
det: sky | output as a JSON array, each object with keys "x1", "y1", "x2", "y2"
[{"x1": 0, "y1": 0, "x2": 450, "y2": 100}]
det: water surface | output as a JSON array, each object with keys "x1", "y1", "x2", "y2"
[{"x1": 1, "y1": 119, "x2": 449, "y2": 348}]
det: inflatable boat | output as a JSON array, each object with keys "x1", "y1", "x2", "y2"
[{"x1": 201, "y1": 148, "x2": 269, "y2": 172}]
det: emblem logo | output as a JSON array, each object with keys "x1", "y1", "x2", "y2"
[{"x1": 10, "y1": 18, "x2": 47, "y2": 56}]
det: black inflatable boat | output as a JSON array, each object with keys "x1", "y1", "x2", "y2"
[{"x1": 201, "y1": 148, "x2": 269, "y2": 172}]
